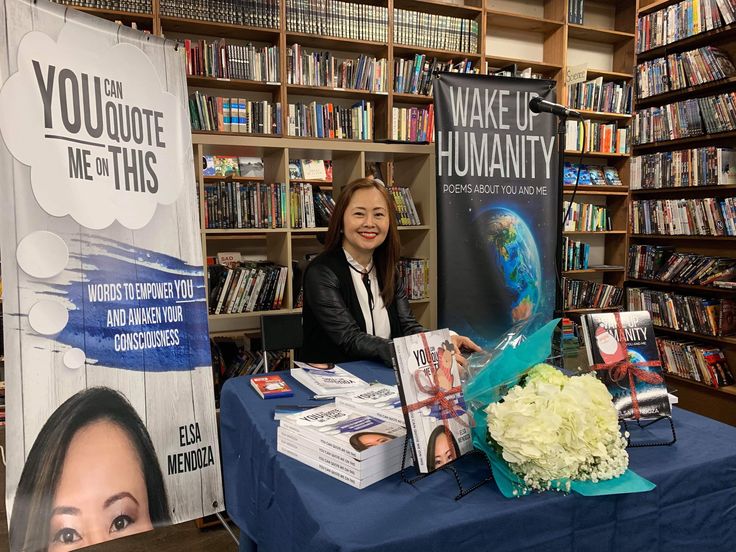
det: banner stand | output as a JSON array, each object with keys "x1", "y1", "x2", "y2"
[{"x1": 399, "y1": 435, "x2": 494, "y2": 501}]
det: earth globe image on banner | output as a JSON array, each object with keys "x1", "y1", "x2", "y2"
[{"x1": 478, "y1": 206, "x2": 542, "y2": 326}]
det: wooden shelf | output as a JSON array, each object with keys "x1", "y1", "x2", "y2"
[
  {"x1": 652, "y1": 325, "x2": 736, "y2": 346},
  {"x1": 203, "y1": 228, "x2": 287, "y2": 235},
  {"x1": 563, "y1": 230, "x2": 626, "y2": 235},
  {"x1": 586, "y1": 68, "x2": 634, "y2": 81},
  {"x1": 287, "y1": 84, "x2": 389, "y2": 100},
  {"x1": 398, "y1": 225, "x2": 430, "y2": 231},
  {"x1": 627, "y1": 278, "x2": 736, "y2": 295},
  {"x1": 289, "y1": 179, "x2": 332, "y2": 185},
  {"x1": 631, "y1": 185, "x2": 736, "y2": 196},
  {"x1": 187, "y1": 76, "x2": 281, "y2": 93},
  {"x1": 290, "y1": 227, "x2": 329, "y2": 233},
  {"x1": 568, "y1": 24, "x2": 635, "y2": 44},
  {"x1": 393, "y1": 44, "x2": 480, "y2": 61},
  {"x1": 392, "y1": 92, "x2": 434, "y2": 104},
  {"x1": 485, "y1": 10, "x2": 563, "y2": 34},
  {"x1": 409, "y1": 298, "x2": 431, "y2": 304},
  {"x1": 564, "y1": 150, "x2": 630, "y2": 158},
  {"x1": 563, "y1": 306, "x2": 623, "y2": 314},
  {"x1": 394, "y1": 0, "x2": 482, "y2": 18},
  {"x1": 635, "y1": 77, "x2": 736, "y2": 109},
  {"x1": 564, "y1": 185, "x2": 629, "y2": 196},
  {"x1": 286, "y1": 32, "x2": 388, "y2": 55},
  {"x1": 664, "y1": 373, "x2": 736, "y2": 397},
  {"x1": 203, "y1": 175, "x2": 264, "y2": 182},
  {"x1": 637, "y1": 23, "x2": 736, "y2": 62},
  {"x1": 629, "y1": 234, "x2": 736, "y2": 241},
  {"x1": 160, "y1": 16, "x2": 279, "y2": 41},
  {"x1": 484, "y1": 55, "x2": 562, "y2": 75},
  {"x1": 193, "y1": 130, "x2": 283, "y2": 139},
  {"x1": 638, "y1": 0, "x2": 679, "y2": 16},
  {"x1": 564, "y1": 267, "x2": 625, "y2": 274},
  {"x1": 576, "y1": 109, "x2": 632, "y2": 121}
]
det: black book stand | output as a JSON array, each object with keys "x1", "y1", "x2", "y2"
[
  {"x1": 399, "y1": 434, "x2": 493, "y2": 501},
  {"x1": 620, "y1": 415, "x2": 676, "y2": 448}
]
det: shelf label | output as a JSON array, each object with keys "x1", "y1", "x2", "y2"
[{"x1": 566, "y1": 63, "x2": 588, "y2": 85}]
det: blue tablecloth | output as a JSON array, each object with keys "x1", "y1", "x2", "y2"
[{"x1": 221, "y1": 361, "x2": 736, "y2": 552}]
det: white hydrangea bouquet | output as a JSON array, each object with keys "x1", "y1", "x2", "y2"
[{"x1": 463, "y1": 319, "x2": 655, "y2": 498}]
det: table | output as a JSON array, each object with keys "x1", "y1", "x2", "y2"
[{"x1": 221, "y1": 361, "x2": 736, "y2": 552}]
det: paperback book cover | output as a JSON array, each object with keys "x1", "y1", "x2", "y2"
[
  {"x1": 291, "y1": 362, "x2": 369, "y2": 396},
  {"x1": 250, "y1": 374, "x2": 293, "y2": 399},
  {"x1": 581, "y1": 311, "x2": 671, "y2": 419},
  {"x1": 335, "y1": 384, "x2": 405, "y2": 426},
  {"x1": 391, "y1": 329, "x2": 473, "y2": 473},
  {"x1": 279, "y1": 403, "x2": 405, "y2": 461}
]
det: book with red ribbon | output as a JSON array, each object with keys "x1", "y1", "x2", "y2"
[
  {"x1": 390, "y1": 329, "x2": 473, "y2": 473},
  {"x1": 581, "y1": 311, "x2": 671, "y2": 420}
]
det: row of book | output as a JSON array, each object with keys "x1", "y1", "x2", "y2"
[
  {"x1": 566, "y1": 78, "x2": 633, "y2": 114},
  {"x1": 626, "y1": 287, "x2": 735, "y2": 337},
  {"x1": 183, "y1": 40, "x2": 279, "y2": 83},
  {"x1": 208, "y1": 261, "x2": 288, "y2": 315},
  {"x1": 563, "y1": 163, "x2": 623, "y2": 186},
  {"x1": 565, "y1": 119, "x2": 629, "y2": 155},
  {"x1": 562, "y1": 278, "x2": 624, "y2": 310},
  {"x1": 286, "y1": 45, "x2": 388, "y2": 93},
  {"x1": 387, "y1": 186, "x2": 421, "y2": 226},
  {"x1": 657, "y1": 337, "x2": 734, "y2": 388},
  {"x1": 629, "y1": 197, "x2": 736, "y2": 236},
  {"x1": 562, "y1": 236, "x2": 591, "y2": 271},
  {"x1": 391, "y1": 106, "x2": 434, "y2": 143},
  {"x1": 394, "y1": 9, "x2": 478, "y2": 54},
  {"x1": 399, "y1": 258, "x2": 429, "y2": 300},
  {"x1": 627, "y1": 245, "x2": 736, "y2": 286},
  {"x1": 287, "y1": 100, "x2": 373, "y2": 140},
  {"x1": 393, "y1": 55, "x2": 477, "y2": 96},
  {"x1": 203, "y1": 181, "x2": 287, "y2": 229},
  {"x1": 290, "y1": 183, "x2": 335, "y2": 228},
  {"x1": 285, "y1": 0, "x2": 388, "y2": 43},
  {"x1": 160, "y1": 0, "x2": 279, "y2": 28},
  {"x1": 54, "y1": 0, "x2": 152, "y2": 12},
  {"x1": 636, "y1": 0, "x2": 736, "y2": 54},
  {"x1": 562, "y1": 201, "x2": 611, "y2": 232},
  {"x1": 189, "y1": 94, "x2": 282, "y2": 135},
  {"x1": 635, "y1": 46, "x2": 736, "y2": 99},
  {"x1": 632, "y1": 92, "x2": 736, "y2": 145},
  {"x1": 630, "y1": 147, "x2": 736, "y2": 189},
  {"x1": 203, "y1": 155, "x2": 264, "y2": 178}
]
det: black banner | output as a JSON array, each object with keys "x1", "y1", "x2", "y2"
[{"x1": 434, "y1": 73, "x2": 560, "y2": 348}]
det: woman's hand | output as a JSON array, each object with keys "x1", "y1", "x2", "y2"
[{"x1": 450, "y1": 334, "x2": 481, "y2": 368}]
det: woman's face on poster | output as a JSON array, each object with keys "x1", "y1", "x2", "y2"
[{"x1": 48, "y1": 420, "x2": 153, "y2": 550}]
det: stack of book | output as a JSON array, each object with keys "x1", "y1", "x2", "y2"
[
  {"x1": 560, "y1": 318, "x2": 580, "y2": 359},
  {"x1": 399, "y1": 257, "x2": 430, "y2": 300},
  {"x1": 387, "y1": 186, "x2": 421, "y2": 225},
  {"x1": 161, "y1": 0, "x2": 279, "y2": 27},
  {"x1": 277, "y1": 403, "x2": 406, "y2": 489},
  {"x1": 630, "y1": 197, "x2": 736, "y2": 236},
  {"x1": 203, "y1": 181, "x2": 286, "y2": 229},
  {"x1": 630, "y1": 147, "x2": 736, "y2": 189},
  {"x1": 563, "y1": 163, "x2": 623, "y2": 186},
  {"x1": 287, "y1": 100, "x2": 373, "y2": 140},
  {"x1": 566, "y1": 78, "x2": 632, "y2": 114},
  {"x1": 657, "y1": 337, "x2": 734, "y2": 388},
  {"x1": 208, "y1": 261, "x2": 288, "y2": 315},
  {"x1": 565, "y1": 119, "x2": 629, "y2": 154},
  {"x1": 335, "y1": 384, "x2": 405, "y2": 426},
  {"x1": 291, "y1": 362, "x2": 369, "y2": 397},
  {"x1": 184, "y1": 40, "x2": 280, "y2": 83},
  {"x1": 627, "y1": 287, "x2": 736, "y2": 337},
  {"x1": 287, "y1": 45, "x2": 388, "y2": 93},
  {"x1": 562, "y1": 278, "x2": 624, "y2": 310},
  {"x1": 189, "y1": 93, "x2": 282, "y2": 135},
  {"x1": 391, "y1": 106, "x2": 434, "y2": 143}
]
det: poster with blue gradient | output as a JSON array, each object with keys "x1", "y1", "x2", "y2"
[
  {"x1": 433, "y1": 73, "x2": 560, "y2": 349},
  {"x1": 0, "y1": 2, "x2": 222, "y2": 550}
]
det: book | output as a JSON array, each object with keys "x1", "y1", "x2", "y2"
[
  {"x1": 238, "y1": 157, "x2": 264, "y2": 178},
  {"x1": 603, "y1": 166, "x2": 622, "y2": 185},
  {"x1": 581, "y1": 311, "x2": 671, "y2": 419},
  {"x1": 391, "y1": 329, "x2": 473, "y2": 473},
  {"x1": 335, "y1": 384, "x2": 405, "y2": 426},
  {"x1": 250, "y1": 375, "x2": 294, "y2": 399},
  {"x1": 279, "y1": 403, "x2": 405, "y2": 461},
  {"x1": 216, "y1": 252, "x2": 242, "y2": 268},
  {"x1": 288, "y1": 160, "x2": 302, "y2": 180},
  {"x1": 301, "y1": 159, "x2": 328, "y2": 180},
  {"x1": 291, "y1": 362, "x2": 369, "y2": 396},
  {"x1": 203, "y1": 154, "x2": 216, "y2": 176},
  {"x1": 273, "y1": 404, "x2": 315, "y2": 420}
]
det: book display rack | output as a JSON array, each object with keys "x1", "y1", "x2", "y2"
[{"x1": 630, "y1": 0, "x2": 736, "y2": 425}]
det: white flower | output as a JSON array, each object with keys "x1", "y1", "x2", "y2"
[{"x1": 485, "y1": 363, "x2": 628, "y2": 493}]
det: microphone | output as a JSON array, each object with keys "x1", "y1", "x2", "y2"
[{"x1": 529, "y1": 96, "x2": 581, "y2": 118}]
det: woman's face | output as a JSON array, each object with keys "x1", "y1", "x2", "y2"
[
  {"x1": 341, "y1": 186, "x2": 389, "y2": 263},
  {"x1": 433, "y1": 431, "x2": 458, "y2": 469},
  {"x1": 358, "y1": 433, "x2": 393, "y2": 448},
  {"x1": 48, "y1": 420, "x2": 153, "y2": 550}
]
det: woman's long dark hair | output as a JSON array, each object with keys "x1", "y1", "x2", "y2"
[
  {"x1": 323, "y1": 177, "x2": 401, "y2": 306},
  {"x1": 426, "y1": 425, "x2": 460, "y2": 472},
  {"x1": 10, "y1": 387, "x2": 171, "y2": 552}
]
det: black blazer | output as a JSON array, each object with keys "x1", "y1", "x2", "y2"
[{"x1": 298, "y1": 249, "x2": 425, "y2": 366}]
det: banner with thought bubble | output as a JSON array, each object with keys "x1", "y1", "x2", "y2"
[{"x1": 0, "y1": 2, "x2": 223, "y2": 550}]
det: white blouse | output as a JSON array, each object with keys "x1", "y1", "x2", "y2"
[{"x1": 343, "y1": 248, "x2": 391, "y2": 339}]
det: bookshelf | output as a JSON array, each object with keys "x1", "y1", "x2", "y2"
[{"x1": 629, "y1": 0, "x2": 736, "y2": 425}]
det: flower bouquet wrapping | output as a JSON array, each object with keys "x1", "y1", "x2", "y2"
[{"x1": 462, "y1": 318, "x2": 656, "y2": 498}]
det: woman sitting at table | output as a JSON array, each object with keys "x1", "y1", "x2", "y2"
[{"x1": 298, "y1": 177, "x2": 479, "y2": 367}]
